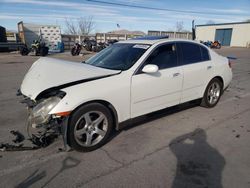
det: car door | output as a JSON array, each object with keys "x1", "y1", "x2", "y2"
[
  {"x1": 176, "y1": 42, "x2": 213, "y2": 103},
  {"x1": 131, "y1": 43, "x2": 183, "y2": 118}
]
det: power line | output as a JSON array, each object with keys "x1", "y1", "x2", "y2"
[{"x1": 86, "y1": 0, "x2": 241, "y2": 16}]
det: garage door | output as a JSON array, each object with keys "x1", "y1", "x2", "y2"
[{"x1": 215, "y1": 29, "x2": 233, "y2": 46}]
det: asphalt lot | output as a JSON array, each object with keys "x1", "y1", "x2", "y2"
[{"x1": 0, "y1": 47, "x2": 250, "y2": 188}]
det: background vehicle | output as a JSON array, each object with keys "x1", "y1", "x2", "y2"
[
  {"x1": 20, "y1": 39, "x2": 49, "y2": 56},
  {"x1": 200, "y1": 40, "x2": 221, "y2": 49},
  {"x1": 211, "y1": 40, "x2": 221, "y2": 49},
  {"x1": 20, "y1": 38, "x2": 232, "y2": 152},
  {"x1": 71, "y1": 38, "x2": 107, "y2": 56},
  {"x1": 71, "y1": 42, "x2": 82, "y2": 56}
]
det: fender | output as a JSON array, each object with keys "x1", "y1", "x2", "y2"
[{"x1": 35, "y1": 72, "x2": 121, "y2": 100}]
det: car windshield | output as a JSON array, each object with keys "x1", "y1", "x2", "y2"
[{"x1": 85, "y1": 43, "x2": 150, "y2": 70}]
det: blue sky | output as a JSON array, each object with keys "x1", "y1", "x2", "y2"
[{"x1": 0, "y1": 0, "x2": 250, "y2": 33}]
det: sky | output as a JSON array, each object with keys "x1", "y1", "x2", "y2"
[{"x1": 0, "y1": 0, "x2": 250, "y2": 33}]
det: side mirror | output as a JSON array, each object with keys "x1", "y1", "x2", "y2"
[{"x1": 142, "y1": 64, "x2": 159, "y2": 74}]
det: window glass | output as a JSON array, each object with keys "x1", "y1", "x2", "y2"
[
  {"x1": 144, "y1": 43, "x2": 177, "y2": 70},
  {"x1": 85, "y1": 43, "x2": 148, "y2": 70},
  {"x1": 180, "y1": 42, "x2": 202, "y2": 64},
  {"x1": 200, "y1": 46, "x2": 210, "y2": 61}
]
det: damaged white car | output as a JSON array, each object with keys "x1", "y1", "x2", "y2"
[{"x1": 19, "y1": 37, "x2": 232, "y2": 152}]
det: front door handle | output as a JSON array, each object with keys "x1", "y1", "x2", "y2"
[
  {"x1": 207, "y1": 65, "x2": 212, "y2": 70},
  {"x1": 173, "y1": 73, "x2": 180, "y2": 77}
]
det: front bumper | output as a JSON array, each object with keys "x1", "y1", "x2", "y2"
[{"x1": 17, "y1": 89, "x2": 71, "y2": 151}]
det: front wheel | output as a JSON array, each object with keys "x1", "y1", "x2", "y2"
[
  {"x1": 68, "y1": 103, "x2": 113, "y2": 152},
  {"x1": 201, "y1": 78, "x2": 223, "y2": 108},
  {"x1": 20, "y1": 46, "x2": 29, "y2": 56}
]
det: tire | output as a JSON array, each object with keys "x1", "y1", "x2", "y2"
[
  {"x1": 201, "y1": 78, "x2": 223, "y2": 108},
  {"x1": 85, "y1": 44, "x2": 92, "y2": 51},
  {"x1": 71, "y1": 47, "x2": 77, "y2": 56},
  {"x1": 40, "y1": 47, "x2": 48, "y2": 56},
  {"x1": 76, "y1": 49, "x2": 81, "y2": 55},
  {"x1": 68, "y1": 103, "x2": 114, "y2": 152},
  {"x1": 20, "y1": 47, "x2": 29, "y2": 56}
]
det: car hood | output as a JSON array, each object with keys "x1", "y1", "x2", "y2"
[{"x1": 20, "y1": 57, "x2": 120, "y2": 100}]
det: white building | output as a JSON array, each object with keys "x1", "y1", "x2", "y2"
[{"x1": 196, "y1": 21, "x2": 250, "y2": 47}]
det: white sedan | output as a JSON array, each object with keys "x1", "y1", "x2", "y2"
[{"x1": 20, "y1": 38, "x2": 232, "y2": 152}]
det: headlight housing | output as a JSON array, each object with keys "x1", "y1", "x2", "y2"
[{"x1": 30, "y1": 96, "x2": 61, "y2": 125}]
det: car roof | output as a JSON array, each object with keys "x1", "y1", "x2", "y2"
[{"x1": 118, "y1": 38, "x2": 201, "y2": 45}]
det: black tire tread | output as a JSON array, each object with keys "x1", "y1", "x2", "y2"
[
  {"x1": 68, "y1": 103, "x2": 113, "y2": 152},
  {"x1": 201, "y1": 78, "x2": 223, "y2": 108}
]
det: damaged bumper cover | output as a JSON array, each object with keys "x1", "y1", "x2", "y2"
[{"x1": 15, "y1": 89, "x2": 71, "y2": 151}]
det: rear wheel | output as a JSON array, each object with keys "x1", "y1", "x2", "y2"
[
  {"x1": 201, "y1": 78, "x2": 223, "y2": 108},
  {"x1": 68, "y1": 103, "x2": 113, "y2": 152},
  {"x1": 40, "y1": 47, "x2": 48, "y2": 56}
]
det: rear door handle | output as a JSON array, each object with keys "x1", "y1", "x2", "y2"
[
  {"x1": 173, "y1": 73, "x2": 180, "y2": 77},
  {"x1": 207, "y1": 65, "x2": 212, "y2": 70}
]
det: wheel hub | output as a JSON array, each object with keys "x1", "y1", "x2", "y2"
[
  {"x1": 74, "y1": 111, "x2": 108, "y2": 147},
  {"x1": 207, "y1": 82, "x2": 221, "y2": 105},
  {"x1": 87, "y1": 125, "x2": 95, "y2": 132}
]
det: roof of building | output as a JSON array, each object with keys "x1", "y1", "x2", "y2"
[
  {"x1": 196, "y1": 21, "x2": 250, "y2": 27},
  {"x1": 119, "y1": 38, "x2": 200, "y2": 45},
  {"x1": 18, "y1": 21, "x2": 60, "y2": 28}
]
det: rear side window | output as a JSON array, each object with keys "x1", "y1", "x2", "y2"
[
  {"x1": 178, "y1": 42, "x2": 202, "y2": 65},
  {"x1": 200, "y1": 46, "x2": 210, "y2": 61},
  {"x1": 144, "y1": 43, "x2": 177, "y2": 70}
]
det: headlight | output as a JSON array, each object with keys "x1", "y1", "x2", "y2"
[{"x1": 30, "y1": 97, "x2": 61, "y2": 125}]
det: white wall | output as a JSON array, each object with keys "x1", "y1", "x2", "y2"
[{"x1": 196, "y1": 23, "x2": 250, "y2": 47}]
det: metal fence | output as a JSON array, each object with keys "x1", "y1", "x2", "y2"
[
  {"x1": 96, "y1": 33, "x2": 143, "y2": 43},
  {"x1": 148, "y1": 30, "x2": 192, "y2": 39}
]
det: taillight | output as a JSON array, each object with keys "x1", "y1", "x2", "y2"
[{"x1": 228, "y1": 60, "x2": 232, "y2": 68}]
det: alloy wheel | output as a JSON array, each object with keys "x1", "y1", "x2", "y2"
[
  {"x1": 73, "y1": 111, "x2": 108, "y2": 147},
  {"x1": 207, "y1": 82, "x2": 221, "y2": 105}
]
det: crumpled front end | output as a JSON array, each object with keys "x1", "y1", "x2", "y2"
[{"x1": 18, "y1": 89, "x2": 71, "y2": 150}]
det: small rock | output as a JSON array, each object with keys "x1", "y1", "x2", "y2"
[
  {"x1": 236, "y1": 134, "x2": 240, "y2": 138},
  {"x1": 232, "y1": 130, "x2": 236, "y2": 132},
  {"x1": 235, "y1": 95, "x2": 241, "y2": 99}
]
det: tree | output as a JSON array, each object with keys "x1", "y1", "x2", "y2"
[
  {"x1": 175, "y1": 21, "x2": 184, "y2": 32},
  {"x1": 64, "y1": 17, "x2": 95, "y2": 35},
  {"x1": 78, "y1": 16, "x2": 94, "y2": 35},
  {"x1": 65, "y1": 18, "x2": 78, "y2": 35}
]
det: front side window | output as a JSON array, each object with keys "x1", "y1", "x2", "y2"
[
  {"x1": 144, "y1": 43, "x2": 178, "y2": 70},
  {"x1": 178, "y1": 42, "x2": 202, "y2": 65},
  {"x1": 85, "y1": 43, "x2": 149, "y2": 70}
]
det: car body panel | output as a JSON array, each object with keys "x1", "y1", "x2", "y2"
[
  {"x1": 180, "y1": 60, "x2": 214, "y2": 103},
  {"x1": 20, "y1": 39, "x2": 232, "y2": 127},
  {"x1": 49, "y1": 73, "x2": 131, "y2": 123},
  {"x1": 20, "y1": 57, "x2": 120, "y2": 100},
  {"x1": 131, "y1": 66, "x2": 183, "y2": 118}
]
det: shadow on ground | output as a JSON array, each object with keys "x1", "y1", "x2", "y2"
[
  {"x1": 169, "y1": 128, "x2": 225, "y2": 188},
  {"x1": 107, "y1": 100, "x2": 201, "y2": 142},
  {"x1": 15, "y1": 156, "x2": 81, "y2": 188}
]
